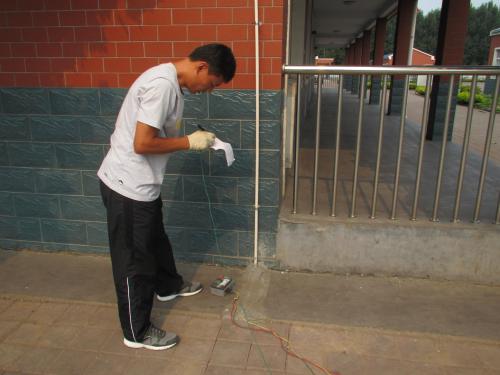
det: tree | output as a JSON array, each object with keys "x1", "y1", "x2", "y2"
[
  {"x1": 386, "y1": 1, "x2": 500, "y2": 65},
  {"x1": 414, "y1": 9, "x2": 440, "y2": 55},
  {"x1": 464, "y1": 2, "x2": 500, "y2": 65},
  {"x1": 384, "y1": 15, "x2": 396, "y2": 54}
]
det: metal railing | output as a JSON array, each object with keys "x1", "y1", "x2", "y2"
[{"x1": 283, "y1": 65, "x2": 500, "y2": 224}]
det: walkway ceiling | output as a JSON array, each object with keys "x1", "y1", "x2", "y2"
[{"x1": 313, "y1": 0, "x2": 397, "y2": 49}]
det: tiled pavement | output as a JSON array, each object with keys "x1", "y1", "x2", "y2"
[
  {"x1": 1, "y1": 296, "x2": 500, "y2": 374},
  {"x1": 1, "y1": 250, "x2": 500, "y2": 374},
  {"x1": 405, "y1": 90, "x2": 500, "y2": 165}
]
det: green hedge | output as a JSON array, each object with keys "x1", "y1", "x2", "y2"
[
  {"x1": 415, "y1": 85, "x2": 426, "y2": 95},
  {"x1": 414, "y1": 84, "x2": 497, "y2": 111},
  {"x1": 456, "y1": 85, "x2": 500, "y2": 111},
  {"x1": 366, "y1": 80, "x2": 391, "y2": 89}
]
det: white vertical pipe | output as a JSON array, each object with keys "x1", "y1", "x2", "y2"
[
  {"x1": 253, "y1": 0, "x2": 260, "y2": 265},
  {"x1": 407, "y1": 1, "x2": 418, "y2": 65},
  {"x1": 281, "y1": 0, "x2": 292, "y2": 198}
]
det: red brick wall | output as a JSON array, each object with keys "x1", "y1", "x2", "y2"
[
  {"x1": 0, "y1": 0, "x2": 284, "y2": 89},
  {"x1": 384, "y1": 49, "x2": 434, "y2": 66},
  {"x1": 412, "y1": 49, "x2": 434, "y2": 65},
  {"x1": 488, "y1": 34, "x2": 500, "y2": 65}
]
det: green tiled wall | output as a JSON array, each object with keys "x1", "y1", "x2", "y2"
[
  {"x1": 0, "y1": 88, "x2": 282, "y2": 266},
  {"x1": 388, "y1": 78, "x2": 405, "y2": 114},
  {"x1": 427, "y1": 80, "x2": 458, "y2": 141}
]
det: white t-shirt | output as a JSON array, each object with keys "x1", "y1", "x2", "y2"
[{"x1": 98, "y1": 63, "x2": 184, "y2": 202}]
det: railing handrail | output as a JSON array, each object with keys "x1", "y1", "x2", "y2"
[{"x1": 282, "y1": 65, "x2": 500, "y2": 76}]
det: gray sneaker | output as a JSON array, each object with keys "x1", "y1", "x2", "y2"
[
  {"x1": 123, "y1": 324, "x2": 178, "y2": 350},
  {"x1": 157, "y1": 281, "x2": 203, "y2": 302}
]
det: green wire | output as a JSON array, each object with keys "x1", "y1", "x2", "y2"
[
  {"x1": 200, "y1": 152, "x2": 272, "y2": 373},
  {"x1": 201, "y1": 151, "x2": 317, "y2": 375},
  {"x1": 237, "y1": 299, "x2": 273, "y2": 375},
  {"x1": 237, "y1": 299, "x2": 316, "y2": 375},
  {"x1": 199, "y1": 153, "x2": 221, "y2": 253}
]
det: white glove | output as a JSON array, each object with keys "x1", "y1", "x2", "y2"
[{"x1": 187, "y1": 130, "x2": 216, "y2": 151}]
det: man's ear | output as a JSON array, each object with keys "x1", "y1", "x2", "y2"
[{"x1": 196, "y1": 61, "x2": 209, "y2": 74}]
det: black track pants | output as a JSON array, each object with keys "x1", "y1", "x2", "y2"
[{"x1": 100, "y1": 180, "x2": 183, "y2": 342}]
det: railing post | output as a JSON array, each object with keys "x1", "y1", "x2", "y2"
[
  {"x1": 350, "y1": 74, "x2": 366, "y2": 218},
  {"x1": 292, "y1": 74, "x2": 302, "y2": 214},
  {"x1": 473, "y1": 76, "x2": 500, "y2": 223},
  {"x1": 411, "y1": 74, "x2": 433, "y2": 221},
  {"x1": 312, "y1": 75, "x2": 323, "y2": 215},
  {"x1": 331, "y1": 74, "x2": 343, "y2": 217},
  {"x1": 431, "y1": 75, "x2": 456, "y2": 222},
  {"x1": 370, "y1": 74, "x2": 388, "y2": 219},
  {"x1": 391, "y1": 75, "x2": 410, "y2": 220},
  {"x1": 453, "y1": 74, "x2": 478, "y2": 223}
]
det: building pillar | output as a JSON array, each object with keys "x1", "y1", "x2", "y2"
[
  {"x1": 388, "y1": 0, "x2": 418, "y2": 114},
  {"x1": 370, "y1": 18, "x2": 387, "y2": 104},
  {"x1": 346, "y1": 46, "x2": 352, "y2": 64},
  {"x1": 355, "y1": 38, "x2": 363, "y2": 64},
  {"x1": 360, "y1": 30, "x2": 371, "y2": 98},
  {"x1": 426, "y1": 0, "x2": 470, "y2": 140},
  {"x1": 361, "y1": 30, "x2": 371, "y2": 65},
  {"x1": 344, "y1": 45, "x2": 353, "y2": 90},
  {"x1": 352, "y1": 38, "x2": 363, "y2": 94}
]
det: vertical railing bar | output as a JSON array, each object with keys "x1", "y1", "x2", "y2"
[
  {"x1": 473, "y1": 76, "x2": 500, "y2": 223},
  {"x1": 331, "y1": 74, "x2": 343, "y2": 217},
  {"x1": 452, "y1": 74, "x2": 478, "y2": 223},
  {"x1": 370, "y1": 74, "x2": 388, "y2": 219},
  {"x1": 292, "y1": 74, "x2": 302, "y2": 214},
  {"x1": 411, "y1": 74, "x2": 433, "y2": 221},
  {"x1": 350, "y1": 74, "x2": 366, "y2": 218},
  {"x1": 312, "y1": 74, "x2": 323, "y2": 215},
  {"x1": 431, "y1": 74, "x2": 456, "y2": 222},
  {"x1": 391, "y1": 75, "x2": 410, "y2": 220}
]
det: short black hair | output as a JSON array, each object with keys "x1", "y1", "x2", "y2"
[{"x1": 189, "y1": 43, "x2": 236, "y2": 83}]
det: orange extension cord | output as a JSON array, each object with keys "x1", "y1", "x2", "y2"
[{"x1": 230, "y1": 295, "x2": 340, "y2": 375}]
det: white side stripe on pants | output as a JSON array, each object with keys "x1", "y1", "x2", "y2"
[{"x1": 126, "y1": 277, "x2": 137, "y2": 342}]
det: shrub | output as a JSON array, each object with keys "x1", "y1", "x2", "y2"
[
  {"x1": 457, "y1": 91, "x2": 469, "y2": 104},
  {"x1": 415, "y1": 85, "x2": 426, "y2": 95},
  {"x1": 459, "y1": 85, "x2": 483, "y2": 94},
  {"x1": 457, "y1": 86, "x2": 488, "y2": 105},
  {"x1": 409, "y1": 82, "x2": 417, "y2": 90},
  {"x1": 475, "y1": 93, "x2": 487, "y2": 104}
]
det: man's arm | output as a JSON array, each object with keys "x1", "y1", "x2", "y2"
[
  {"x1": 134, "y1": 121, "x2": 216, "y2": 154},
  {"x1": 133, "y1": 121, "x2": 189, "y2": 155}
]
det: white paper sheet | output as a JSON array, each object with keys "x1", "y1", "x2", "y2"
[{"x1": 211, "y1": 138, "x2": 235, "y2": 167}]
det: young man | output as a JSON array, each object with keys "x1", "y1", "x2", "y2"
[{"x1": 98, "y1": 44, "x2": 236, "y2": 350}]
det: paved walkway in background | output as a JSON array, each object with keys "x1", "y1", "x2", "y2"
[
  {"x1": 406, "y1": 90, "x2": 500, "y2": 164},
  {"x1": 1, "y1": 251, "x2": 500, "y2": 374}
]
